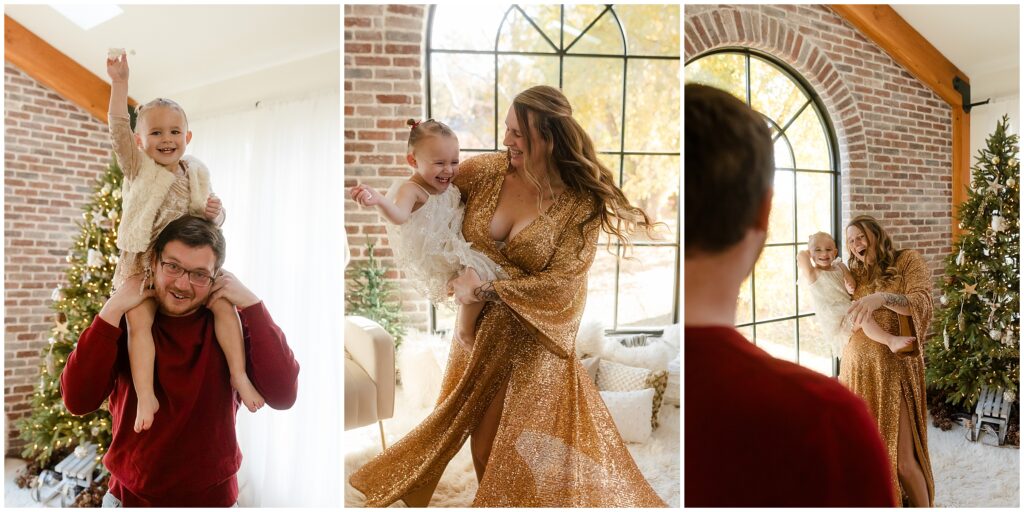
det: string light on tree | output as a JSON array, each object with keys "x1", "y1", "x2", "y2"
[
  {"x1": 16, "y1": 157, "x2": 122, "y2": 469},
  {"x1": 926, "y1": 115, "x2": 1019, "y2": 417}
]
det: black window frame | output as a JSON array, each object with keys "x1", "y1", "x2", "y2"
[
  {"x1": 425, "y1": 4, "x2": 682, "y2": 335},
  {"x1": 685, "y1": 47, "x2": 843, "y2": 374}
]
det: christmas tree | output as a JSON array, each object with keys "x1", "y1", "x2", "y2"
[
  {"x1": 927, "y1": 115, "x2": 1019, "y2": 411},
  {"x1": 16, "y1": 158, "x2": 123, "y2": 467},
  {"x1": 346, "y1": 239, "x2": 406, "y2": 347}
]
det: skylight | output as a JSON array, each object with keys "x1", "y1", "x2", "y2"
[{"x1": 50, "y1": 4, "x2": 123, "y2": 31}]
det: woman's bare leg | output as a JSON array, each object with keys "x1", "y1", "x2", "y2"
[
  {"x1": 898, "y1": 395, "x2": 929, "y2": 507},
  {"x1": 471, "y1": 378, "x2": 509, "y2": 482}
]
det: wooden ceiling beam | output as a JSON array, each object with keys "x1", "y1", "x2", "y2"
[
  {"x1": 830, "y1": 5, "x2": 971, "y2": 240},
  {"x1": 4, "y1": 15, "x2": 136, "y2": 123}
]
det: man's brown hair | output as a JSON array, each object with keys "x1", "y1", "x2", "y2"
[
  {"x1": 153, "y1": 216, "x2": 226, "y2": 271},
  {"x1": 684, "y1": 83, "x2": 774, "y2": 255}
]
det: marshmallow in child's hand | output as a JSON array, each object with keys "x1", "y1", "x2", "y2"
[{"x1": 107, "y1": 48, "x2": 136, "y2": 60}]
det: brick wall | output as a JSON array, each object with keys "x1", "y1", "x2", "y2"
[
  {"x1": 685, "y1": 4, "x2": 953, "y2": 282},
  {"x1": 4, "y1": 63, "x2": 112, "y2": 454},
  {"x1": 344, "y1": 4, "x2": 431, "y2": 330}
]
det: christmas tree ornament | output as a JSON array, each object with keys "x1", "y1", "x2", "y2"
[
  {"x1": 53, "y1": 322, "x2": 69, "y2": 340},
  {"x1": 86, "y1": 249, "x2": 104, "y2": 268},
  {"x1": 17, "y1": 158, "x2": 122, "y2": 470},
  {"x1": 1005, "y1": 389, "x2": 1017, "y2": 403},
  {"x1": 963, "y1": 282, "x2": 978, "y2": 297},
  {"x1": 992, "y1": 214, "x2": 1007, "y2": 233},
  {"x1": 927, "y1": 115, "x2": 1019, "y2": 413}
]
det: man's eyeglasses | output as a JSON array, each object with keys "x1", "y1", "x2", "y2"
[{"x1": 158, "y1": 261, "x2": 215, "y2": 287}]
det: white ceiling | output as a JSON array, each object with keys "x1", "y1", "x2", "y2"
[
  {"x1": 5, "y1": 4, "x2": 340, "y2": 118},
  {"x1": 893, "y1": 4, "x2": 1019, "y2": 102}
]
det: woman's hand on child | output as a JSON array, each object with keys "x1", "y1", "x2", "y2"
[
  {"x1": 106, "y1": 53, "x2": 130, "y2": 83},
  {"x1": 847, "y1": 292, "x2": 885, "y2": 327},
  {"x1": 349, "y1": 184, "x2": 382, "y2": 207},
  {"x1": 204, "y1": 194, "x2": 223, "y2": 221},
  {"x1": 448, "y1": 268, "x2": 484, "y2": 305}
]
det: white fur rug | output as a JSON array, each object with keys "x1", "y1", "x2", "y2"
[
  {"x1": 929, "y1": 421, "x2": 1019, "y2": 507},
  {"x1": 344, "y1": 333, "x2": 680, "y2": 507}
]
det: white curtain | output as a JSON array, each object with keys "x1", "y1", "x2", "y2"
[{"x1": 187, "y1": 90, "x2": 342, "y2": 507}]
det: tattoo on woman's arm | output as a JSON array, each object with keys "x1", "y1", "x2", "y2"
[
  {"x1": 883, "y1": 293, "x2": 909, "y2": 308},
  {"x1": 474, "y1": 281, "x2": 501, "y2": 302}
]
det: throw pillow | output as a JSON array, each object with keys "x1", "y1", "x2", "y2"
[
  {"x1": 597, "y1": 360, "x2": 669, "y2": 429},
  {"x1": 600, "y1": 389, "x2": 655, "y2": 443},
  {"x1": 664, "y1": 353, "x2": 680, "y2": 407},
  {"x1": 597, "y1": 359, "x2": 650, "y2": 391}
]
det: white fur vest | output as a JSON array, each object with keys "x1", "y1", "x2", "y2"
[{"x1": 117, "y1": 154, "x2": 210, "y2": 253}]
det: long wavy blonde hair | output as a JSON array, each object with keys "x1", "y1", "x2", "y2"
[
  {"x1": 846, "y1": 215, "x2": 900, "y2": 287},
  {"x1": 511, "y1": 86, "x2": 660, "y2": 254}
]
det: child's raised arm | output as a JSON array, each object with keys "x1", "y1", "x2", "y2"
[
  {"x1": 797, "y1": 250, "x2": 817, "y2": 284},
  {"x1": 349, "y1": 182, "x2": 423, "y2": 226},
  {"x1": 106, "y1": 51, "x2": 130, "y2": 118}
]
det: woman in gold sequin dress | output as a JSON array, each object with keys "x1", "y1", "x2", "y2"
[
  {"x1": 842, "y1": 215, "x2": 935, "y2": 507},
  {"x1": 349, "y1": 86, "x2": 667, "y2": 507}
]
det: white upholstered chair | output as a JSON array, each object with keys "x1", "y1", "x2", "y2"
[{"x1": 344, "y1": 316, "x2": 396, "y2": 450}]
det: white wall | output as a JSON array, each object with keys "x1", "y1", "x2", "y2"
[{"x1": 970, "y1": 95, "x2": 1019, "y2": 161}]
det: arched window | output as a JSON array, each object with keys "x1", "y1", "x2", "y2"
[
  {"x1": 427, "y1": 5, "x2": 680, "y2": 333},
  {"x1": 685, "y1": 49, "x2": 841, "y2": 376}
]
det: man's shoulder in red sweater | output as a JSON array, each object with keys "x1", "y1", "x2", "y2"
[{"x1": 684, "y1": 325, "x2": 894, "y2": 507}]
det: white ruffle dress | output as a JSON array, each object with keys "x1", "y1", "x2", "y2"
[
  {"x1": 384, "y1": 181, "x2": 507, "y2": 305},
  {"x1": 806, "y1": 264, "x2": 854, "y2": 354}
]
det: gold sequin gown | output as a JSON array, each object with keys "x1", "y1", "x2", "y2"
[
  {"x1": 839, "y1": 250, "x2": 935, "y2": 506},
  {"x1": 348, "y1": 152, "x2": 666, "y2": 507}
]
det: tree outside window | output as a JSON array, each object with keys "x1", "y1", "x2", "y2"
[{"x1": 427, "y1": 4, "x2": 680, "y2": 334}]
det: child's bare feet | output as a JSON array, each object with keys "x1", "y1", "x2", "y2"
[
  {"x1": 888, "y1": 336, "x2": 915, "y2": 354},
  {"x1": 134, "y1": 394, "x2": 159, "y2": 432},
  {"x1": 232, "y1": 373, "x2": 265, "y2": 412}
]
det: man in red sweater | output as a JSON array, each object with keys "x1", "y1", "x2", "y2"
[
  {"x1": 684, "y1": 84, "x2": 894, "y2": 506},
  {"x1": 61, "y1": 216, "x2": 299, "y2": 507}
]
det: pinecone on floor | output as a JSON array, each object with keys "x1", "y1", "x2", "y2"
[
  {"x1": 73, "y1": 478, "x2": 108, "y2": 508},
  {"x1": 1006, "y1": 424, "x2": 1020, "y2": 446}
]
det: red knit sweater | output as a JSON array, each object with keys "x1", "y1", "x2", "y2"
[
  {"x1": 685, "y1": 326, "x2": 894, "y2": 507},
  {"x1": 61, "y1": 302, "x2": 299, "y2": 506}
]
